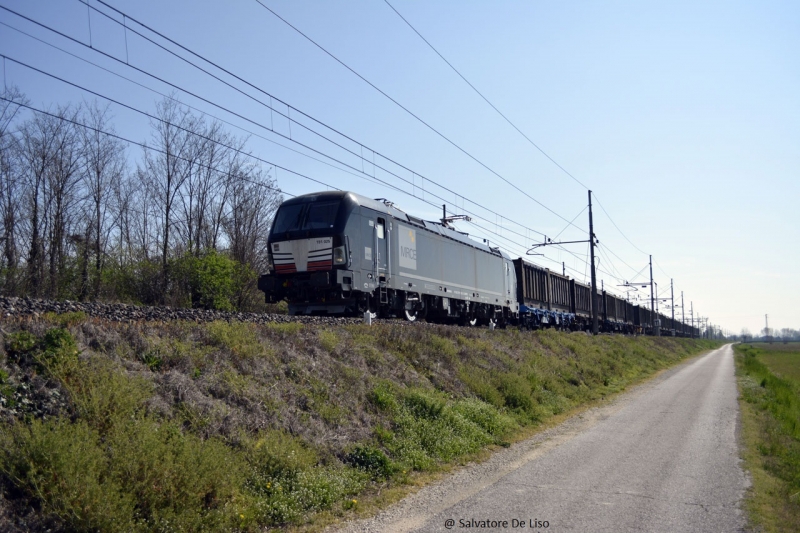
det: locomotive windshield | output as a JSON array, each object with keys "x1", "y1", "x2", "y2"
[{"x1": 271, "y1": 200, "x2": 341, "y2": 234}]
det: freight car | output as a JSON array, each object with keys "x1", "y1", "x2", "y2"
[
  {"x1": 258, "y1": 191, "x2": 700, "y2": 337},
  {"x1": 258, "y1": 191, "x2": 519, "y2": 325}
]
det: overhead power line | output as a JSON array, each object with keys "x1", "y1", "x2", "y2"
[
  {"x1": 592, "y1": 192, "x2": 649, "y2": 257},
  {"x1": 2, "y1": 1, "x2": 575, "y2": 246},
  {"x1": 381, "y1": 1, "x2": 661, "y2": 272},
  {"x1": 0, "y1": 95, "x2": 296, "y2": 197},
  {"x1": 251, "y1": 0, "x2": 585, "y2": 232},
  {"x1": 383, "y1": 0, "x2": 589, "y2": 191},
  {"x1": 1, "y1": 3, "x2": 638, "y2": 299},
  {"x1": 0, "y1": 20, "x2": 394, "y2": 191},
  {"x1": 0, "y1": 7, "x2": 557, "y2": 248}
]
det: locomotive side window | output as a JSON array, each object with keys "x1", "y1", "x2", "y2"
[{"x1": 377, "y1": 218, "x2": 385, "y2": 239}]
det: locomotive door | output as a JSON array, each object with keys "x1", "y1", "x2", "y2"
[
  {"x1": 375, "y1": 218, "x2": 388, "y2": 277},
  {"x1": 360, "y1": 212, "x2": 388, "y2": 283}
]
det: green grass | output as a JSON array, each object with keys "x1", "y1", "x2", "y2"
[
  {"x1": 757, "y1": 342, "x2": 800, "y2": 381},
  {"x1": 0, "y1": 319, "x2": 720, "y2": 532},
  {"x1": 735, "y1": 343, "x2": 800, "y2": 533}
]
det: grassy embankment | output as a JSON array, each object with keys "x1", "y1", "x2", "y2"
[
  {"x1": 0, "y1": 313, "x2": 719, "y2": 532},
  {"x1": 735, "y1": 342, "x2": 800, "y2": 532}
]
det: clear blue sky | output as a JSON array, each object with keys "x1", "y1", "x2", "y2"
[{"x1": 2, "y1": 0, "x2": 798, "y2": 335}]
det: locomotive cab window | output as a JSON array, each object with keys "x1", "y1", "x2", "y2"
[
  {"x1": 271, "y1": 200, "x2": 341, "y2": 233},
  {"x1": 272, "y1": 204, "x2": 305, "y2": 234},
  {"x1": 305, "y1": 201, "x2": 340, "y2": 229},
  {"x1": 376, "y1": 218, "x2": 385, "y2": 239}
]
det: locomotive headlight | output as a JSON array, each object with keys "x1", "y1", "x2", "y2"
[{"x1": 333, "y1": 245, "x2": 346, "y2": 265}]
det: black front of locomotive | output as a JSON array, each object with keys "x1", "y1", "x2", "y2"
[{"x1": 258, "y1": 191, "x2": 361, "y2": 315}]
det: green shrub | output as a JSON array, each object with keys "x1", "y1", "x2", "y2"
[
  {"x1": 244, "y1": 431, "x2": 367, "y2": 525},
  {"x1": 451, "y1": 398, "x2": 516, "y2": 437},
  {"x1": 245, "y1": 430, "x2": 319, "y2": 479},
  {"x1": 496, "y1": 372, "x2": 533, "y2": 411},
  {"x1": 107, "y1": 419, "x2": 245, "y2": 530},
  {"x1": 319, "y1": 329, "x2": 339, "y2": 353},
  {"x1": 62, "y1": 357, "x2": 153, "y2": 435},
  {"x1": 346, "y1": 445, "x2": 394, "y2": 479},
  {"x1": 5, "y1": 331, "x2": 38, "y2": 362},
  {"x1": 0, "y1": 419, "x2": 136, "y2": 532},
  {"x1": 372, "y1": 388, "x2": 512, "y2": 472},
  {"x1": 248, "y1": 466, "x2": 367, "y2": 525},
  {"x1": 403, "y1": 389, "x2": 445, "y2": 419},
  {"x1": 265, "y1": 322, "x2": 303, "y2": 337},
  {"x1": 4, "y1": 328, "x2": 78, "y2": 375},
  {"x1": 459, "y1": 367, "x2": 505, "y2": 408},
  {"x1": 369, "y1": 382, "x2": 398, "y2": 412},
  {"x1": 172, "y1": 251, "x2": 237, "y2": 311}
]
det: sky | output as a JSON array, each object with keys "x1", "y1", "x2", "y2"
[{"x1": 1, "y1": 0, "x2": 798, "y2": 336}]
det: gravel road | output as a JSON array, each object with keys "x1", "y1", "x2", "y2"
[{"x1": 332, "y1": 344, "x2": 748, "y2": 533}]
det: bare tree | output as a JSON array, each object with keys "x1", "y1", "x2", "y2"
[
  {"x1": 225, "y1": 166, "x2": 280, "y2": 269},
  {"x1": 0, "y1": 92, "x2": 280, "y2": 308},
  {"x1": 43, "y1": 105, "x2": 83, "y2": 298},
  {"x1": 80, "y1": 101, "x2": 126, "y2": 298},
  {"x1": 140, "y1": 98, "x2": 198, "y2": 298},
  {"x1": 18, "y1": 105, "x2": 80, "y2": 296},
  {"x1": 0, "y1": 87, "x2": 28, "y2": 294},
  {"x1": 224, "y1": 166, "x2": 281, "y2": 309}
]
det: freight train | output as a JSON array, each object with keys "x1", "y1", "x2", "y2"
[{"x1": 258, "y1": 191, "x2": 699, "y2": 337}]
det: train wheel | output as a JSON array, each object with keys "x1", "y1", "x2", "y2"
[{"x1": 403, "y1": 308, "x2": 418, "y2": 322}]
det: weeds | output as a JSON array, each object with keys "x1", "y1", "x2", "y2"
[{"x1": 0, "y1": 320, "x2": 718, "y2": 531}]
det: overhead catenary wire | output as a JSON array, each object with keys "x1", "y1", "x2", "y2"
[
  {"x1": 0, "y1": 20, "x2": 395, "y2": 191},
  {"x1": 97, "y1": 1, "x2": 649, "y2": 288},
  {"x1": 0, "y1": 12, "x2": 558, "y2": 254},
  {"x1": 383, "y1": 0, "x2": 589, "y2": 191},
  {"x1": 0, "y1": 54, "x2": 330, "y2": 188},
  {"x1": 382, "y1": 2, "x2": 679, "y2": 283},
  {"x1": 2, "y1": 59, "x2": 576, "y2": 279},
  {"x1": 0, "y1": 6, "x2": 624, "y2": 290},
  {"x1": 2, "y1": 3, "x2": 661, "y2": 303},
  {"x1": 8, "y1": 87, "x2": 613, "y2": 291},
  {"x1": 0, "y1": 95, "x2": 308, "y2": 196},
  {"x1": 1, "y1": 2, "x2": 572, "y2": 247},
  {"x1": 383, "y1": 1, "x2": 662, "y2": 278},
  {"x1": 250, "y1": 0, "x2": 586, "y2": 233},
  {"x1": 592, "y1": 192, "x2": 649, "y2": 257},
  {"x1": 80, "y1": 1, "x2": 563, "y2": 239}
]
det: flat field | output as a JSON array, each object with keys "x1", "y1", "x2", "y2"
[
  {"x1": 757, "y1": 342, "x2": 800, "y2": 381},
  {"x1": 735, "y1": 343, "x2": 800, "y2": 533}
]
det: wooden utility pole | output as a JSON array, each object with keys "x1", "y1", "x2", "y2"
[{"x1": 589, "y1": 190, "x2": 599, "y2": 335}]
